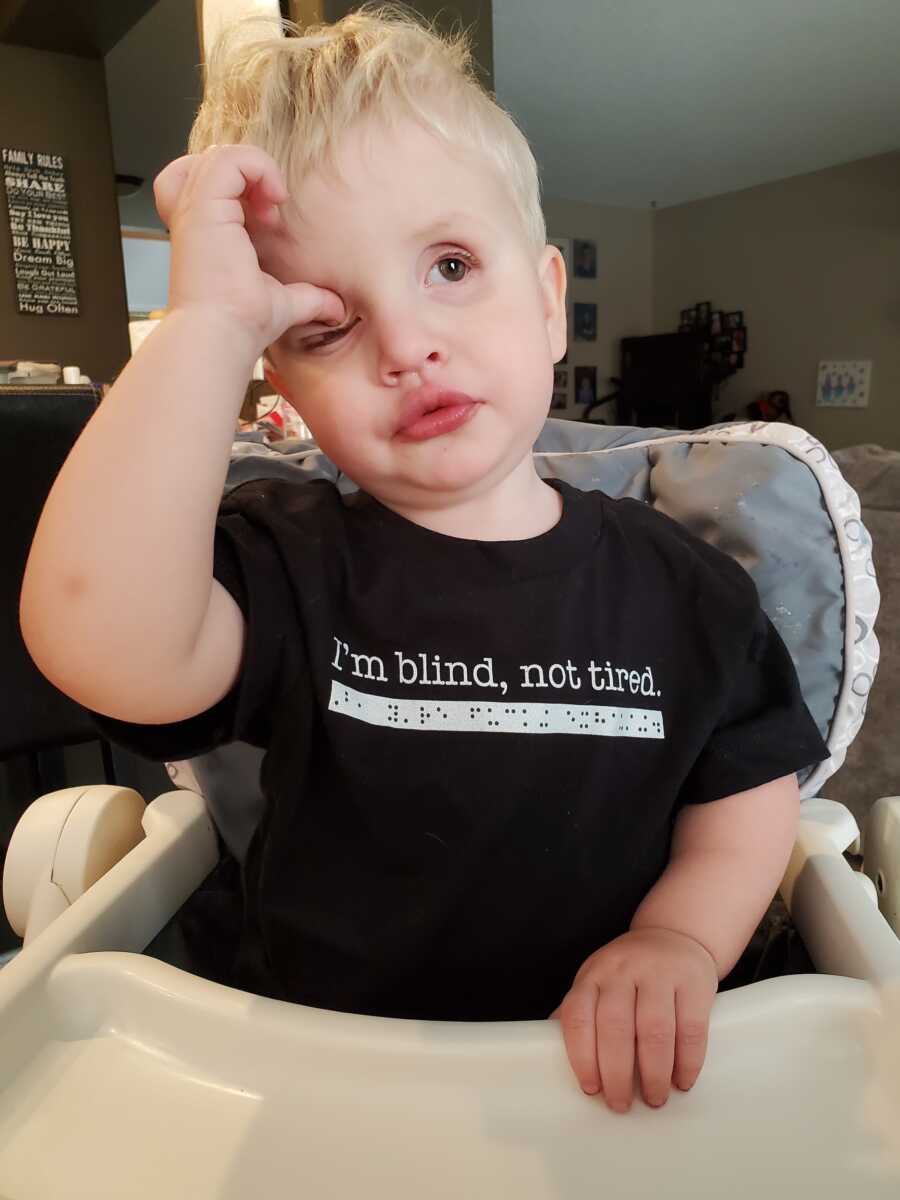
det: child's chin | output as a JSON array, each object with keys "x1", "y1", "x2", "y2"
[{"x1": 410, "y1": 444, "x2": 509, "y2": 494}]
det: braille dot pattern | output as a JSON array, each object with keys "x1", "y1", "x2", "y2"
[{"x1": 329, "y1": 682, "x2": 665, "y2": 739}]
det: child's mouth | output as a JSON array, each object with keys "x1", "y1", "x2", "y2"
[
  {"x1": 395, "y1": 401, "x2": 482, "y2": 441},
  {"x1": 394, "y1": 386, "x2": 482, "y2": 442}
]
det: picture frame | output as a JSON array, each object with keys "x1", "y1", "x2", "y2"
[
  {"x1": 550, "y1": 391, "x2": 568, "y2": 411},
  {"x1": 724, "y1": 310, "x2": 744, "y2": 330},
  {"x1": 573, "y1": 239, "x2": 597, "y2": 279},
  {"x1": 816, "y1": 360, "x2": 871, "y2": 408},
  {"x1": 553, "y1": 367, "x2": 568, "y2": 390},
  {"x1": 574, "y1": 365, "x2": 597, "y2": 407},
  {"x1": 695, "y1": 301, "x2": 712, "y2": 325},
  {"x1": 680, "y1": 306, "x2": 697, "y2": 327},
  {"x1": 573, "y1": 302, "x2": 597, "y2": 341},
  {"x1": 709, "y1": 311, "x2": 723, "y2": 336},
  {"x1": 731, "y1": 327, "x2": 747, "y2": 353}
]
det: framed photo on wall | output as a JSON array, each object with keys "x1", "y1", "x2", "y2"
[
  {"x1": 574, "y1": 302, "x2": 597, "y2": 341},
  {"x1": 574, "y1": 365, "x2": 597, "y2": 406},
  {"x1": 573, "y1": 239, "x2": 597, "y2": 278}
]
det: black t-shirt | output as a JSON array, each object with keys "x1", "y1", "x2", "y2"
[{"x1": 91, "y1": 477, "x2": 829, "y2": 1021}]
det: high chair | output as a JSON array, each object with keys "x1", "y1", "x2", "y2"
[{"x1": 1, "y1": 419, "x2": 899, "y2": 1199}]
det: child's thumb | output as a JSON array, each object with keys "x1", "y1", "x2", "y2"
[{"x1": 285, "y1": 283, "x2": 345, "y2": 330}]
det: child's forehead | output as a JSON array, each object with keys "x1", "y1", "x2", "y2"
[
  {"x1": 294, "y1": 205, "x2": 498, "y2": 247},
  {"x1": 286, "y1": 116, "x2": 516, "y2": 236}
]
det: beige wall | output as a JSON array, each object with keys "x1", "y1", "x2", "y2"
[
  {"x1": 0, "y1": 43, "x2": 130, "y2": 384},
  {"x1": 653, "y1": 151, "x2": 900, "y2": 451},
  {"x1": 544, "y1": 197, "x2": 654, "y2": 419}
]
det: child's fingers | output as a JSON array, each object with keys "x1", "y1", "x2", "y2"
[
  {"x1": 594, "y1": 983, "x2": 637, "y2": 1112},
  {"x1": 554, "y1": 983, "x2": 601, "y2": 1096},
  {"x1": 244, "y1": 174, "x2": 289, "y2": 228},
  {"x1": 634, "y1": 981, "x2": 676, "y2": 1107},
  {"x1": 152, "y1": 154, "x2": 197, "y2": 228},
  {"x1": 672, "y1": 983, "x2": 713, "y2": 1092},
  {"x1": 281, "y1": 281, "x2": 346, "y2": 332},
  {"x1": 191, "y1": 144, "x2": 288, "y2": 231}
]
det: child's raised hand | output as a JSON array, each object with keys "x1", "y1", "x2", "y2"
[
  {"x1": 152, "y1": 144, "x2": 345, "y2": 361},
  {"x1": 549, "y1": 927, "x2": 718, "y2": 1112}
]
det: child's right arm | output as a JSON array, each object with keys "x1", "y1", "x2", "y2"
[{"x1": 19, "y1": 145, "x2": 344, "y2": 727}]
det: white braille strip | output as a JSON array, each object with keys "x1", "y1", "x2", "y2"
[{"x1": 328, "y1": 681, "x2": 665, "y2": 738}]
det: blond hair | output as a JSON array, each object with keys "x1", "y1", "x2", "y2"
[{"x1": 189, "y1": 3, "x2": 546, "y2": 256}]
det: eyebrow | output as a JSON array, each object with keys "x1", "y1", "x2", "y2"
[{"x1": 409, "y1": 212, "x2": 491, "y2": 241}]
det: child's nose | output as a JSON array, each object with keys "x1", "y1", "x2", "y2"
[{"x1": 374, "y1": 307, "x2": 447, "y2": 383}]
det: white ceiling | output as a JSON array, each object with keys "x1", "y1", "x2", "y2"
[
  {"x1": 493, "y1": 0, "x2": 900, "y2": 209},
  {"x1": 108, "y1": 0, "x2": 900, "y2": 229}
]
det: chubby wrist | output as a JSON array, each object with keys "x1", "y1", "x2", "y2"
[{"x1": 627, "y1": 921, "x2": 720, "y2": 973}]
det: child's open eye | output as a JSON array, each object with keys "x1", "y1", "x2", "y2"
[{"x1": 427, "y1": 250, "x2": 477, "y2": 286}]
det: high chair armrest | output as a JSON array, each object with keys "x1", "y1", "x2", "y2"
[
  {"x1": 781, "y1": 798, "x2": 900, "y2": 985},
  {"x1": 864, "y1": 796, "x2": 900, "y2": 936},
  {"x1": 0, "y1": 790, "x2": 219, "y2": 1028}
]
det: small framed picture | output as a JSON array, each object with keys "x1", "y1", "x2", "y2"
[
  {"x1": 573, "y1": 239, "x2": 597, "y2": 279},
  {"x1": 574, "y1": 302, "x2": 597, "y2": 341},
  {"x1": 548, "y1": 237, "x2": 572, "y2": 281},
  {"x1": 724, "y1": 310, "x2": 744, "y2": 330},
  {"x1": 550, "y1": 391, "x2": 568, "y2": 411},
  {"x1": 713, "y1": 334, "x2": 733, "y2": 354},
  {"x1": 574, "y1": 365, "x2": 597, "y2": 406},
  {"x1": 816, "y1": 360, "x2": 871, "y2": 408},
  {"x1": 709, "y1": 311, "x2": 723, "y2": 336},
  {"x1": 731, "y1": 328, "x2": 747, "y2": 353},
  {"x1": 553, "y1": 367, "x2": 568, "y2": 390},
  {"x1": 696, "y1": 301, "x2": 711, "y2": 325},
  {"x1": 681, "y1": 307, "x2": 697, "y2": 327}
]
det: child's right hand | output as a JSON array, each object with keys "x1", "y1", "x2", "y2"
[{"x1": 153, "y1": 144, "x2": 345, "y2": 360}]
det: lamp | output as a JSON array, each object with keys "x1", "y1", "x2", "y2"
[{"x1": 115, "y1": 174, "x2": 144, "y2": 198}]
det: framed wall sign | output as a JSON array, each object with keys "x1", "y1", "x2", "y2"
[{"x1": 2, "y1": 147, "x2": 79, "y2": 317}]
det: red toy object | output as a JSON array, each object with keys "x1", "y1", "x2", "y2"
[{"x1": 746, "y1": 390, "x2": 795, "y2": 424}]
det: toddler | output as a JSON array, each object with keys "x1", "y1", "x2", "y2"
[{"x1": 19, "y1": 4, "x2": 829, "y2": 1114}]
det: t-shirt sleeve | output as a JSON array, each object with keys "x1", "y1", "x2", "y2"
[
  {"x1": 678, "y1": 598, "x2": 831, "y2": 806},
  {"x1": 86, "y1": 500, "x2": 298, "y2": 763}
]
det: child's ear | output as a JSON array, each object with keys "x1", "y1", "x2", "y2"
[
  {"x1": 538, "y1": 245, "x2": 568, "y2": 363},
  {"x1": 263, "y1": 357, "x2": 293, "y2": 403}
]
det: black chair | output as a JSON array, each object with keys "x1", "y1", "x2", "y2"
[{"x1": 0, "y1": 384, "x2": 118, "y2": 797}]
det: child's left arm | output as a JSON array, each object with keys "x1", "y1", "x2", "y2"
[{"x1": 550, "y1": 773, "x2": 800, "y2": 1112}]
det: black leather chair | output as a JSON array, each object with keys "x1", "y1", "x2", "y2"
[{"x1": 0, "y1": 384, "x2": 117, "y2": 797}]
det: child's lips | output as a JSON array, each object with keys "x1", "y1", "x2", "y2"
[
  {"x1": 394, "y1": 385, "x2": 481, "y2": 439},
  {"x1": 395, "y1": 400, "x2": 482, "y2": 441}
]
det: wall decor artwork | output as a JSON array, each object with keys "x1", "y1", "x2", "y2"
[
  {"x1": 574, "y1": 302, "x2": 597, "y2": 341},
  {"x1": 573, "y1": 239, "x2": 596, "y2": 278},
  {"x1": 816, "y1": 360, "x2": 871, "y2": 408},
  {"x1": 574, "y1": 365, "x2": 597, "y2": 407},
  {"x1": 2, "y1": 146, "x2": 79, "y2": 316}
]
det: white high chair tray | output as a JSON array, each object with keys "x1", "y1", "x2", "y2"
[{"x1": 0, "y1": 951, "x2": 897, "y2": 1199}]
